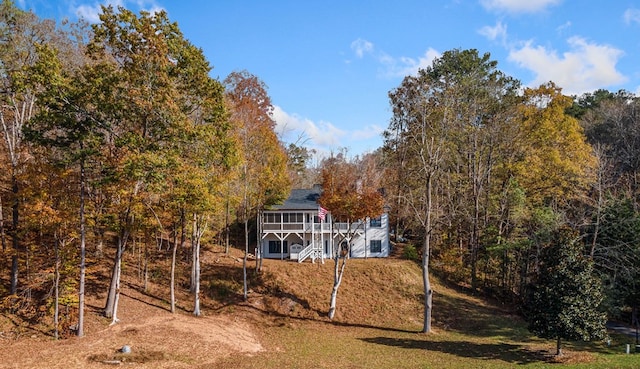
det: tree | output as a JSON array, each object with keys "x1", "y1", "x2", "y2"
[
  {"x1": 586, "y1": 198, "x2": 640, "y2": 317},
  {"x1": 523, "y1": 227, "x2": 607, "y2": 356},
  {"x1": 27, "y1": 41, "x2": 94, "y2": 336},
  {"x1": 286, "y1": 141, "x2": 317, "y2": 188},
  {"x1": 386, "y1": 72, "x2": 445, "y2": 333},
  {"x1": 516, "y1": 83, "x2": 597, "y2": 206},
  {"x1": 0, "y1": 0, "x2": 75, "y2": 294},
  {"x1": 319, "y1": 152, "x2": 384, "y2": 319},
  {"x1": 499, "y1": 83, "x2": 597, "y2": 300},
  {"x1": 575, "y1": 89, "x2": 640, "y2": 319},
  {"x1": 386, "y1": 49, "x2": 521, "y2": 329},
  {"x1": 17, "y1": 9, "x2": 90, "y2": 335},
  {"x1": 86, "y1": 5, "x2": 208, "y2": 322},
  {"x1": 161, "y1": 17, "x2": 235, "y2": 315},
  {"x1": 224, "y1": 70, "x2": 289, "y2": 296}
]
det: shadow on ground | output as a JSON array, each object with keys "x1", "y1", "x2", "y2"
[{"x1": 361, "y1": 336, "x2": 545, "y2": 365}]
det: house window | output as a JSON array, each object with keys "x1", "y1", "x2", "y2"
[
  {"x1": 370, "y1": 216, "x2": 382, "y2": 227},
  {"x1": 268, "y1": 240, "x2": 288, "y2": 254},
  {"x1": 284, "y1": 213, "x2": 302, "y2": 223},
  {"x1": 264, "y1": 213, "x2": 282, "y2": 223},
  {"x1": 370, "y1": 240, "x2": 382, "y2": 253}
]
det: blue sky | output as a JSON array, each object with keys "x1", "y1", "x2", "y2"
[{"x1": 18, "y1": 0, "x2": 640, "y2": 158}]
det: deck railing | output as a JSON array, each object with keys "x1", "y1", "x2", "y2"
[
  {"x1": 297, "y1": 244, "x2": 315, "y2": 263},
  {"x1": 262, "y1": 221, "x2": 363, "y2": 233}
]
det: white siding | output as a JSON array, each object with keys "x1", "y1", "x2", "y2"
[
  {"x1": 260, "y1": 212, "x2": 390, "y2": 259},
  {"x1": 348, "y1": 213, "x2": 390, "y2": 258}
]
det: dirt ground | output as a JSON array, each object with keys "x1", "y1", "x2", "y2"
[{"x1": 0, "y1": 285, "x2": 264, "y2": 369}]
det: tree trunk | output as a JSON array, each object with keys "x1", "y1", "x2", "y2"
[
  {"x1": 422, "y1": 173, "x2": 433, "y2": 333},
  {"x1": 143, "y1": 243, "x2": 148, "y2": 292},
  {"x1": 256, "y1": 212, "x2": 262, "y2": 273},
  {"x1": 327, "y1": 220, "x2": 366, "y2": 320},
  {"x1": 193, "y1": 218, "x2": 201, "y2": 317},
  {"x1": 470, "y1": 181, "x2": 480, "y2": 291},
  {"x1": 190, "y1": 213, "x2": 197, "y2": 293},
  {"x1": 78, "y1": 159, "x2": 86, "y2": 337},
  {"x1": 110, "y1": 255, "x2": 122, "y2": 325},
  {"x1": 105, "y1": 186, "x2": 135, "y2": 320},
  {"x1": 10, "y1": 174, "x2": 19, "y2": 294},
  {"x1": 54, "y1": 236, "x2": 60, "y2": 340},
  {"x1": 104, "y1": 234, "x2": 125, "y2": 319},
  {"x1": 243, "y1": 218, "x2": 249, "y2": 301},
  {"x1": 225, "y1": 196, "x2": 230, "y2": 255},
  {"x1": 180, "y1": 208, "x2": 186, "y2": 261},
  {"x1": 328, "y1": 245, "x2": 348, "y2": 320},
  {"x1": 170, "y1": 226, "x2": 177, "y2": 313},
  {"x1": 556, "y1": 337, "x2": 563, "y2": 356},
  {"x1": 0, "y1": 195, "x2": 6, "y2": 251}
]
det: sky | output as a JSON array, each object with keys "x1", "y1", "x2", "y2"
[{"x1": 16, "y1": 0, "x2": 640, "y2": 158}]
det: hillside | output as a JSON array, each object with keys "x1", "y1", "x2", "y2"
[{"x1": 0, "y1": 244, "x2": 630, "y2": 368}]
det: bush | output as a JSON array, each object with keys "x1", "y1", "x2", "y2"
[{"x1": 403, "y1": 244, "x2": 419, "y2": 261}]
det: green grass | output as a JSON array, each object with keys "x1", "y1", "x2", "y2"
[
  {"x1": 208, "y1": 256, "x2": 640, "y2": 369},
  {"x1": 212, "y1": 322, "x2": 640, "y2": 369}
]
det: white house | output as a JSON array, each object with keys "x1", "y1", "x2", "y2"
[{"x1": 258, "y1": 186, "x2": 390, "y2": 262}]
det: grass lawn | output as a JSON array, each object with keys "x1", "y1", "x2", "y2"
[
  {"x1": 210, "y1": 256, "x2": 640, "y2": 369},
  {"x1": 212, "y1": 320, "x2": 640, "y2": 369}
]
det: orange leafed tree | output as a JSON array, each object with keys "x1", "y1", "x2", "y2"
[
  {"x1": 319, "y1": 152, "x2": 384, "y2": 319},
  {"x1": 224, "y1": 70, "x2": 290, "y2": 299}
]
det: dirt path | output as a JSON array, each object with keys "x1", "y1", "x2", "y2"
[{"x1": 0, "y1": 291, "x2": 263, "y2": 369}]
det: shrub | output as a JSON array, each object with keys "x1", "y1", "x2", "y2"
[{"x1": 403, "y1": 244, "x2": 419, "y2": 261}]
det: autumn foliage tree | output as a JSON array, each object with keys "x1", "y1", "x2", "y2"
[
  {"x1": 319, "y1": 152, "x2": 384, "y2": 319},
  {"x1": 386, "y1": 49, "x2": 522, "y2": 331},
  {"x1": 0, "y1": 0, "x2": 81, "y2": 295},
  {"x1": 28, "y1": 5, "x2": 236, "y2": 326},
  {"x1": 516, "y1": 83, "x2": 596, "y2": 205},
  {"x1": 224, "y1": 70, "x2": 289, "y2": 298}
]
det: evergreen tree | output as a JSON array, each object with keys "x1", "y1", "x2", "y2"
[{"x1": 523, "y1": 227, "x2": 607, "y2": 356}]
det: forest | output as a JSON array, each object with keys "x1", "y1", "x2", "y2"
[{"x1": 0, "y1": 1, "x2": 638, "y2": 354}]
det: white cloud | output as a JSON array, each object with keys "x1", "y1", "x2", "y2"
[
  {"x1": 75, "y1": 1, "x2": 118, "y2": 23},
  {"x1": 380, "y1": 48, "x2": 441, "y2": 77},
  {"x1": 348, "y1": 38, "x2": 439, "y2": 78},
  {"x1": 556, "y1": 21, "x2": 571, "y2": 34},
  {"x1": 351, "y1": 124, "x2": 384, "y2": 141},
  {"x1": 351, "y1": 38, "x2": 374, "y2": 58},
  {"x1": 73, "y1": 0, "x2": 164, "y2": 23},
  {"x1": 272, "y1": 106, "x2": 384, "y2": 158},
  {"x1": 508, "y1": 36, "x2": 627, "y2": 95},
  {"x1": 480, "y1": 0, "x2": 561, "y2": 13},
  {"x1": 478, "y1": 21, "x2": 507, "y2": 44},
  {"x1": 272, "y1": 106, "x2": 346, "y2": 149},
  {"x1": 624, "y1": 8, "x2": 640, "y2": 25}
]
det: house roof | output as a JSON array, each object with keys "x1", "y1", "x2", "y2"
[{"x1": 268, "y1": 187, "x2": 321, "y2": 211}]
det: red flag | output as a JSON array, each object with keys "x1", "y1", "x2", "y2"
[{"x1": 318, "y1": 206, "x2": 328, "y2": 221}]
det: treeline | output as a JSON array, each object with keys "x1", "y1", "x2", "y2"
[
  {"x1": 2, "y1": 0, "x2": 638, "y2": 348},
  {"x1": 0, "y1": 2, "x2": 292, "y2": 337},
  {"x1": 382, "y1": 49, "x2": 640, "y2": 345}
]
